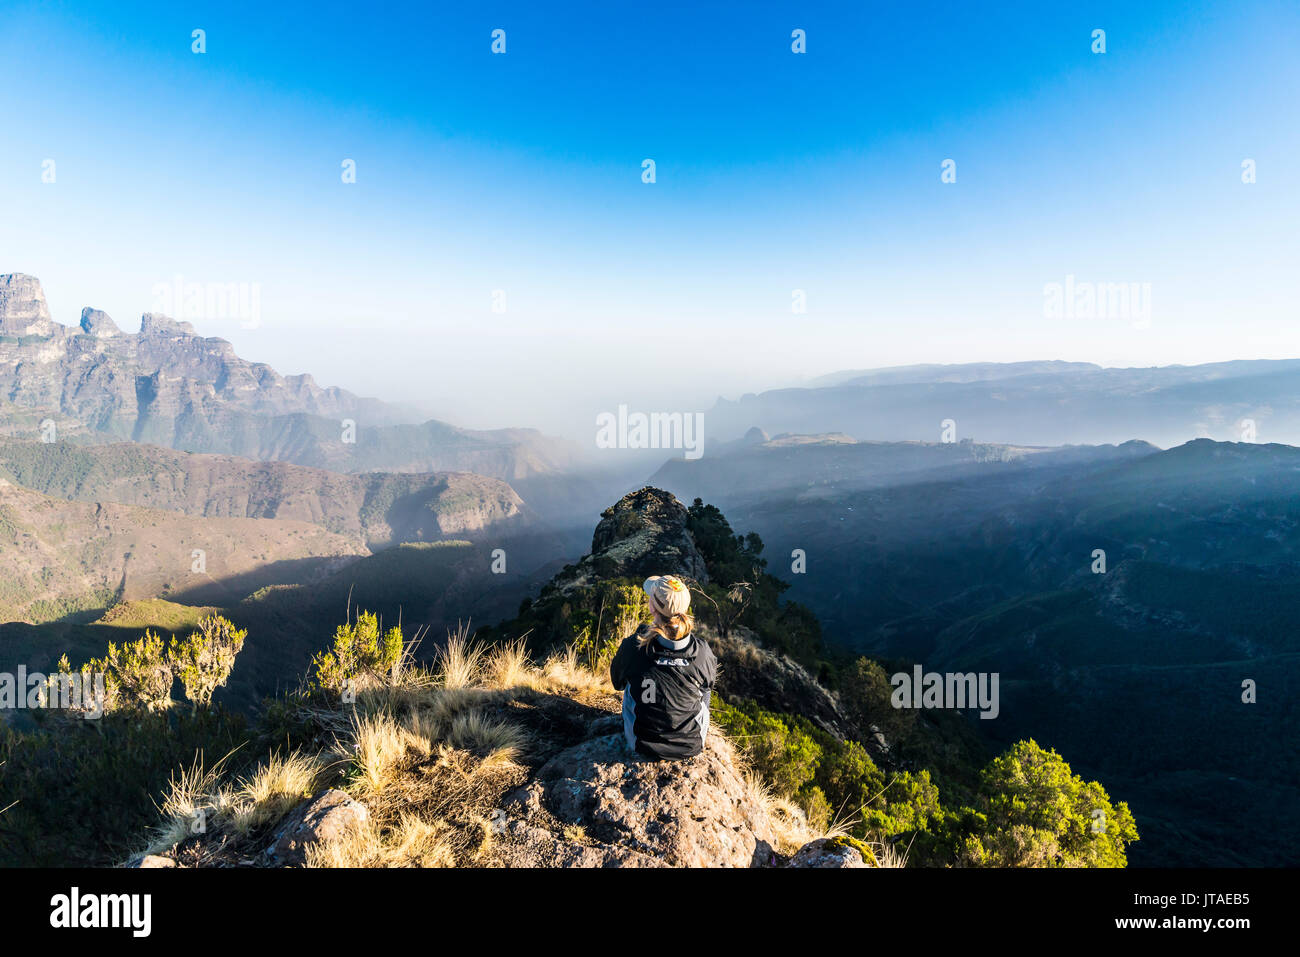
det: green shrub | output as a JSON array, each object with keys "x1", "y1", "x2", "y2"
[
  {"x1": 958, "y1": 739, "x2": 1139, "y2": 867},
  {"x1": 309, "y1": 610, "x2": 403, "y2": 694},
  {"x1": 572, "y1": 581, "x2": 650, "y2": 671},
  {"x1": 712, "y1": 693, "x2": 1017, "y2": 865},
  {"x1": 89, "y1": 630, "x2": 174, "y2": 712},
  {"x1": 862, "y1": 769, "x2": 941, "y2": 836},
  {"x1": 711, "y1": 697, "x2": 820, "y2": 798},
  {"x1": 169, "y1": 616, "x2": 248, "y2": 707},
  {"x1": 59, "y1": 614, "x2": 248, "y2": 712},
  {"x1": 819, "y1": 738, "x2": 886, "y2": 820}
]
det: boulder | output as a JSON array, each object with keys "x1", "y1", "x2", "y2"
[
  {"x1": 496, "y1": 731, "x2": 777, "y2": 867},
  {"x1": 788, "y1": 837, "x2": 870, "y2": 868},
  {"x1": 129, "y1": 854, "x2": 178, "y2": 868},
  {"x1": 266, "y1": 789, "x2": 368, "y2": 866}
]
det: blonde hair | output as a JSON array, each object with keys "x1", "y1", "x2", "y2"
[{"x1": 638, "y1": 608, "x2": 694, "y2": 649}]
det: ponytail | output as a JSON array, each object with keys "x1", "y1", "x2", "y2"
[{"x1": 638, "y1": 610, "x2": 694, "y2": 649}]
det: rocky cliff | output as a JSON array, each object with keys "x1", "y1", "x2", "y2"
[
  {"x1": 0, "y1": 273, "x2": 579, "y2": 482},
  {"x1": 0, "y1": 478, "x2": 366, "y2": 623},
  {"x1": 0, "y1": 439, "x2": 534, "y2": 549},
  {"x1": 0, "y1": 274, "x2": 55, "y2": 336}
]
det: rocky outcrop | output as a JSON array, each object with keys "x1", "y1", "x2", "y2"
[
  {"x1": 494, "y1": 725, "x2": 778, "y2": 868},
  {"x1": 0, "y1": 273, "x2": 55, "y2": 336},
  {"x1": 79, "y1": 307, "x2": 121, "y2": 338},
  {"x1": 266, "y1": 789, "x2": 369, "y2": 866},
  {"x1": 138, "y1": 312, "x2": 198, "y2": 337},
  {"x1": 0, "y1": 273, "x2": 580, "y2": 483},
  {"x1": 140, "y1": 696, "x2": 853, "y2": 870},
  {"x1": 503, "y1": 484, "x2": 862, "y2": 744},
  {"x1": 556, "y1": 487, "x2": 708, "y2": 592}
]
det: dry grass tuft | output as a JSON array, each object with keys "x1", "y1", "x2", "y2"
[
  {"x1": 145, "y1": 755, "x2": 225, "y2": 854},
  {"x1": 140, "y1": 748, "x2": 325, "y2": 860},
  {"x1": 449, "y1": 709, "x2": 527, "y2": 761},
  {"x1": 350, "y1": 710, "x2": 422, "y2": 794},
  {"x1": 302, "y1": 675, "x2": 535, "y2": 867},
  {"x1": 485, "y1": 636, "x2": 536, "y2": 690},
  {"x1": 305, "y1": 813, "x2": 457, "y2": 868},
  {"x1": 737, "y1": 766, "x2": 817, "y2": 856},
  {"x1": 871, "y1": 840, "x2": 908, "y2": 868},
  {"x1": 437, "y1": 624, "x2": 486, "y2": 690},
  {"x1": 228, "y1": 751, "x2": 324, "y2": 836},
  {"x1": 317, "y1": 739, "x2": 524, "y2": 867},
  {"x1": 541, "y1": 646, "x2": 611, "y2": 696},
  {"x1": 142, "y1": 634, "x2": 627, "y2": 867},
  {"x1": 426, "y1": 685, "x2": 493, "y2": 729}
]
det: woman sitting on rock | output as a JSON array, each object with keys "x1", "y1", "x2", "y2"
[{"x1": 610, "y1": 575, "x2": 717, "y2": 760}]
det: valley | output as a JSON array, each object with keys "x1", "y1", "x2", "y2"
[
  {"x1": 653, "y1": 433, "x2": 1300, "y2": 865},
  {"x1": 0, "y1": 274, "x2": 1294, "y2": 866}
]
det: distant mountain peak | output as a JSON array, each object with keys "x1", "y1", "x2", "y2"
[
  {"x1": 80, "y1": 307, "x2": 121, "y2": 338},
  {"x1": 0, "y1": 272, "x2": 580, "y2": 484},
  {"x1": 139, "y1": 312, "x2": 198, "y2": 337},
  {"x1": 0, "y1": 272, "x2": 55, "y2": 336}
]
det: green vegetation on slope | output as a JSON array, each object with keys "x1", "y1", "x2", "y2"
[
  {"x1": 712, "y1": 694, "x2": 1137, "y2": 867},
  {"x1": 0, "y1": 497, "x2": 1139, "y2": 867}
]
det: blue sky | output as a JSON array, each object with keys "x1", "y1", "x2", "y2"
[{"x1": 1, "y1": 0, "x2": 1297, "y2": 435}]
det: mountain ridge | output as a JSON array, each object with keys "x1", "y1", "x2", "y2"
[
  {"x1": 0, "y1": 438, "x2": 536, "y2": 549},
  {"x1": 714, "y1": 359, "x2": 1300, "y2": 448},
  {"x1": 0, "y1": 477, "x2": 367, "y2": 624},
  {"x1": 0, "y1": 273, "x2": 580, "y2": 483}
]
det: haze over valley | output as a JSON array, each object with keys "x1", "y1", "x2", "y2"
[{"x1": 1, "y1": 270, "x2": 1295, "y2": 866}]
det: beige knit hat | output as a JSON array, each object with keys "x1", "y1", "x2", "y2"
[{"x1": 643, "y1": 575, "x2": 691, "y2": 617}]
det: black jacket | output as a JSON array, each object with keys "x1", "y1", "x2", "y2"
[{"x1": 609, "y1": 625, "x2": 717, "y2": 760}]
